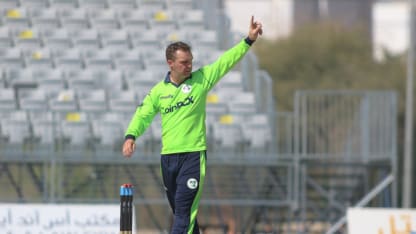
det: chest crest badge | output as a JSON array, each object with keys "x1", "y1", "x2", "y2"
[{"x1": 181, "y1": 84, "x2": 192, "y2": 93}]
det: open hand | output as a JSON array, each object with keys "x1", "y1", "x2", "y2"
[{"x1": 122, "y1": 139, "x2": 136, "y2": 158}]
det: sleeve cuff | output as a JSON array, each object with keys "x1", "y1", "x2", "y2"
[
  {"x1": 125, "y1": 134, "x2": 136, "y2": 141},
  {"x1": 244, "y1": 37, "x2": 255, "y2": 46}
]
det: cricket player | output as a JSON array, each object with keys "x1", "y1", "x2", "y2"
[{"x1": 122, "y1": 16, "x2": 263, "y2": 234}]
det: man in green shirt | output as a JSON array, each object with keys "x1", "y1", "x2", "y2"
[{"x1": 122, "y1": 16, "x2": 263, "y2": 234}]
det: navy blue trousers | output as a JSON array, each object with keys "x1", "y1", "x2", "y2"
[{"x1": 161, "y1": 151, "x2": 206, "y2": 234}]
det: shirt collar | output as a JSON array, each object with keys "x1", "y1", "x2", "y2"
[{"x1": 164, "y1": 71, "x2": 192, "y2": 87}]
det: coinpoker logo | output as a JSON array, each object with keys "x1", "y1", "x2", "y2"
[{"x1": 163, "y1": 96, "x2": 194, "y2": 114}]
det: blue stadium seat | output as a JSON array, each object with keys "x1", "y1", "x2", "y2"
[
  {"x1": 89, "y1": 9, "x2": 120, "y2": 30},
  {"x1": 43, "y1": 29, "x2": 74, "y2": 53},
  {"x1": 0, "y1": 88, "x2": 17, "y2": 110},
  {"x1": 78, "y1": 89, "x2": 108, "y2": 113},
  {"x1": 84, "y1": 49, "x2": 114, "y2": 70},
  {"x1": 30, "y1": 111, "x2": 58, "y2": 146},
  {"x1": 49, "y1": 89, "x2": 78, "y2": 112},
  {"x1": 0, "y1": 48, "x2": 24, "y2": 69},
  {"x1": 78, "y1": 0, "x2": 109, "y2": 9},
  {"x1": 100, "y1": 29, "x2": 131, "y2": 53},
  {"x1": 24, "y1": 48, "x2": 55, "y2": 69},
  {"x1": 59, "y1": 112, "x2": 94, "y2": 148},
  {"x1": 177, "y1": 10, "x2": 206, "y2": 31},
  {"x1": 168, "y1": 0, "x2": 195, "y2": 13},
  {"x1": 227, "y1": 92, "x2": 257, "y2": 114},
  {"x1": 124, "y1": 69, "x2": 160, "y2": 97},
  {"x1": 138, "y1": 0, "x2": 166, "y2": 13},
  {"x1": 66, "y1": 75, "x2": 97, "y2": 91},
  {"x1": 148, "y1": 10, "x2": 178, "y2": 35},
  {"x1": 0, "y1": 74, "x2": 5, "y2": 88},
  {"x1": 0, "y1": 110, "x2": 31, "y2": 144},
  {"x1": 192, "y1": 30, "x2": 219, "y2": 50},
  {"x1": 0, "y1": 27, "x2": 14, "y2": 49},
  {"x1": 60, "y1": 8, "x2": 90, "y2": 31},
  {"x1": 92, "y1": 116, "x2": 124, "y2": 149},
  {"x1": 211, "y1": 122, "x2": 245, "y2": 155},
  {"x1": 113, "y1": 49, "x2": 144, "y2": 71},
  {"x1": 72, "y1": 29, "x2": 101, "y2": 53},
  {"x1": 30, "y1": 8, "x2": 60, "y2": 31},
  {"x1": 108, "y1": 0, "x2": 138, "y2": 10},
  {"x1": 54, "y1": 48, "x2": 84, "y2": 71},
  {"x1": 241, "y1": 120, "x2": 272, "y2": 153},
  {"x1": 20, "y1": 0, "x2": 50, "y2": 8},
  {"x1": 3, "y1": 8, "x2": 31, "y2": 29},
  {"x1": 119, "y1": 12, "x2": 150, "y2": 32},
  {"x1": 129, "y1": 29, "x2": 162, "y2": 56},
  {"x1": 0, "y1": 0, "x2": 20, "y2": 10},
  {"x1": 90, "y1": 68, "x2": 124, "y2": 91},
  {"x1": 108, "y1": 89, "x2": 139, "y2": 113},
  {"x1": 49, "y1": 0, "x2": 79, "y2": 9},
  {"x1": 14, "y1": 28, "x2": 43, "y2": 52},
  {"x1": 37, "y1": 76, "x2": 67, "y2": 94},
  {"x1": 19, "y1": 88, "x2": 50, "y2": 111}
]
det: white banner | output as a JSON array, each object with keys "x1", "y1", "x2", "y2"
[
  {"x1": 347, "y1": 208, "x2": 416, "y2": 234},
  {"x1": 0, "y1": 203, "x2": 135, "y2": 234}
]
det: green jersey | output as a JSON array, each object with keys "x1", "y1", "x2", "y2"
[{"x1": 125, "y1": 38, "x2": 252, "y2": 154}]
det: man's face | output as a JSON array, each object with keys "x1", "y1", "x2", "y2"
[{"x1": 168, "y1": 49, "x2": 193, "y2": 79}]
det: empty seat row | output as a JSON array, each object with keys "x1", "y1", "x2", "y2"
[
  {"x1": 0, "y1": 110, "x2": 133, "y2": 147},
  {"x1": 1, "y1": 47, "x2": 145, "y2": 70},
  {"x1": 1, "y1": 7, "x2": 206, "y2": 32},
  {"x1": 1, "y1": 27, "x2": 217, "y2": 51},
  {"x1": 210, "y1": 119, "x2": 272, "y2": 152},
  {"x1": 3, "y1": 6, "x2": 201, "y2": 22},
  {"x1": 0, "y1": 109, "x2": 272, "y2": 152},
  {"x1": 0, "y1": 30, "x2": 218, "y2": 70},
  {"x1": 2, "y1": 67, "x2": 169, "y2": 92},
  {"x1": 1, "y1": 47, "x2": 169, "y2": 71},
  {"x1": 0, "y1": 88, "x2": 141, "y2": 112},
  {"x1": 0, "y1": 0, "x2": 191, "y2": 12},
  {"x1": 0, "y1": 86, "x2": 256, "y2": 114},
  {"x1": 1, "y1": 54, "x2": 241, "y2": 91}
]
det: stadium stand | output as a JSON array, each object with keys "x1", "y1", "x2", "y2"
[
  {"x1": 0, "y1": 0, "x2": 397, "y2": 233},
  {"x1": 0, "y1": 0, "x2": 265, "y2": 168}
]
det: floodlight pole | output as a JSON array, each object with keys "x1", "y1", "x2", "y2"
[{"x1": 403, "y1": 0, "x2": 416, "y2": 208}]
